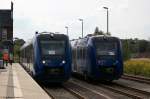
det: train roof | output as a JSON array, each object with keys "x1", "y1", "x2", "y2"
[
  {"x1": 70, "y1": 35, "x2": 120, "y2": 47},
  {"x1": 35, "y1": 32, "x2": 68, "y2": 38},
  {"x1": 90, "y1": 35, "x2": 120, "y2": 40},
  {"x1": 20, "y1": 32, "x2": 68, "y2": 50},
  {"x1": 71, "y1": 35, "x2": 119, "y2": 42}
]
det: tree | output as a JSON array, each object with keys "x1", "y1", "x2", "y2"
[
  {"x1": 99, "y1": 30, "x2": 104, "y2": 35},
  {"x1": 122, "y1": 39, "x2": 131, "y2": 60},
  {"x1": 93, "y1": 27, "x2": 111, "y2": 36},
  {"x1": 146, "y1": 41, "x2": 150, "y2": 52},
  {"x1": 94, "y1": 27, "x2": 104, "y2": 35},
  {"x1": 14, "y1": 39, "x2": 25, "y2": 46},
  {"x1": 139, "y1": 40, "x2": 148, "y2": 53},
  {"x1": 13, "y1": 38, "x2": 25, "y2": 62},
  {"x1": 94, "y1": 27, "x2": 99, "y2": 34},
  {"x1": 106, "y1": 32, "x2": 111, "y2": 36}
]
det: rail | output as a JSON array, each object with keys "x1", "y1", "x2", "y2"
[{"x1": 122, "y1": 74, "x2": 150, "y2": 84}]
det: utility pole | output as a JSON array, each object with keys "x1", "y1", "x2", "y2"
[
  {"x1": 103, "y1": 7, "x2": 109, "y2": 34},
  {"x1": 65, "y1": 26, "x2": 68, "y2": 36},
  {"x1": 79, "y1": 19, "x2": 83, "y2": 38}
]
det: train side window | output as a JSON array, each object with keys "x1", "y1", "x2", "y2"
[
  {"x1": 72, "y1": 49, "x2": 76, "y2": 63},
  {"x1": 23, "y1": 49, "x2": 25, "y2": 58},
  {"x1": 80, "y1": 47, "x2": 83, "y2": 60},
  {"x1": 72, "y1": 49, "x2": 76, "y2": 59},
  {"x1": 26, "y1": 46, "x2": 29, "y2": 63},
  {"x1": 82, "y1": 47, "x2": 86, "y2": 59},
  {"x1": 30, "y1": 44, "x2": 34, "y2": 64},
  {"x1": 78, "y1": 48, "x2": 82, "y2": 59},
  {"x1": 77, "y1": 48, "x2": 79, "y2": 60}
]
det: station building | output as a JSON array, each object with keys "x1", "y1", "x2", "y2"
[{"x1": 0, "y1": 2, "x2": 13, "y2": 58}]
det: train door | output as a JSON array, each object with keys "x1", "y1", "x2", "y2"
[
  {"x1": 81, "y1": 47, "x2": 87, "y2": 74},
  {"x1": 72, "y1": 47, "x2": 77, "y2": 72},
  {"x1": 23, "y1": 49, "x2": 26, "y2": 66},
  {"x1": 76, "y1": 47, "x2": 82, "y2": 73},
  {"x1": 80, "y1": 47, "x2": 84, "y2": 74},
  {"x1": 28, "y1": 44, "x2": 34, "y2": 72},
  {"x1": 31, "y1": 45, "x2": 34, "y2": 72}
]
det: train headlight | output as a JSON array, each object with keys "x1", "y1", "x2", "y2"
[
  {"x1": 62, "y1": 60, "x2": 66, "y2": 64},
  {"x1": 42, "y1": 60, "x2": 46, "y2": 64},
  {"x1": 50, "y1": 33, "x2": 54, "y2": 37},
  {"x1": 113, "y1": 61, "x2": 118, "y2": 66}
]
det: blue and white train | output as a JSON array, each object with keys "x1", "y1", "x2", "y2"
[
  {"x1": 71, "y1": 35, "x2": 123, "y2": 81},
  {"x1": 20, "y1": 32, "x2": 72, "y2": 83}
]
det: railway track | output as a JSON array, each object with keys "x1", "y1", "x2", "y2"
[
  {"x1": 43, "y1": 81, "x2": 112, "y2": 99},
  {"x1": 42, "y1": 76, "x2": 150, "y2": 99},
  {"x1": 99, "y1": 82, "x2": 150, "y2": 99},
  {"x1": 43, "y1": 85, "x2": 84, "y2": 99},
  {"x1": 71, "y1": 78, "x2": 150, "y2": 99},
  {"x1": 71, "y1": 78, "x2": 131, "y2": 99},
  {"x1": 64, "y1": 81, "x2": 111, "y2": 99},
  {"x1": 122, "y1": 74, "x2": 150, "y2": 84},
  {"x1": 43, "y1": 87, "x2": 55, "y2": 99}
]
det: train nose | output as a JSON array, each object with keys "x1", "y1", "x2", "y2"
[{"x1": 42, "y1": 59, "x2": 66, "y2": 67}]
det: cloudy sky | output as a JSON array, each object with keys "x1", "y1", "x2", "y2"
[{"x1": 0, "y1": 0, "x2": 150, "y2": 41}]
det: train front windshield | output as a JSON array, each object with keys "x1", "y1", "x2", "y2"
[
  {"x1": 40, "y1": 40, "x2": 65, "y2": 56},
  {"x1": 95, "y1": 42, "x2": 117, "y2": 59}
]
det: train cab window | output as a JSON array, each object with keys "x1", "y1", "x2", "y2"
[
  {"x1": 95, "y1": 42, "x2": 117, "y2": 59},
  {"x1": 40, "y1": 40, "x2": 65, "y2": 56}
]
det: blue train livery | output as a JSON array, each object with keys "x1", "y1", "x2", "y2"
[
  {"x1": 71, "y1": 35, "x2": 123, "y2": 81},
  {"x1": 20, "y1": 32, "x2": 72, "y2": 83}
]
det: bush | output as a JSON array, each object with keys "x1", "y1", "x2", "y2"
[{"x1": 124, "y1": 59, "x2": 150, "y2": 77}]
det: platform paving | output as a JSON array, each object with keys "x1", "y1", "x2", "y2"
[{"x1": 0, "y1": 63, "x2": 51, "y2": 99}]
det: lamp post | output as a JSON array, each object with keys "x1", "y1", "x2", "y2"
[
  {"x1": 103, "y1": 7, "x2": 109, "y2": 34},
  {"x1": 79, "y1": 19, "x2": 83, "y2": 38},
  {"x1": 65, "y1": 26, "x2": 68, "y2": 36}
]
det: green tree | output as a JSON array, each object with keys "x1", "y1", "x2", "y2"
[
  {"x1": 93, "y1": 27, "x2": 111, "y2": 36},
  {"x1": 146, "y1": 41, "x2": 150, "y2": 52},
  {"x1": 14, "y1": 38, "x2": 25, "y2": 62},
  {"x1": 122, "y1": 39, "x2": 131, "y2": 60},
  {"x1": 94, "y1": 27, "x2": 104, "y2": 35},
  {"x1": 106, "y1": 32, "x2": 111, "y2": 36},
  {"x1": 139, "y1": 40, "x2": 148, "y2": 53},
  {"x1": 94, "y1": 27, "x2": 99, "y2": 34}
]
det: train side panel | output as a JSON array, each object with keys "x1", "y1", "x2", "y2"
[{"x1": 71, "y1": 39, "x2": 91, "y2": 76}]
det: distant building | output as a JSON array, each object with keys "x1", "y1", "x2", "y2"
[{"x1": 0, "y1": 2, "x2": 13, "y2": 54}]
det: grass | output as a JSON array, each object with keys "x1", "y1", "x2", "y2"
[{"x1": 124, "y1": 59, "x2": 150, "y2": 77}]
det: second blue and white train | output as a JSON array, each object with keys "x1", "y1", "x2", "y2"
[{"x1": 71, "y1": 35, "x2": 123, "y2": 81}]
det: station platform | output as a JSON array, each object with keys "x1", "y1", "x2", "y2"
[{"x1": 0, "y1": 63, "x2": 51, "y2": 99}]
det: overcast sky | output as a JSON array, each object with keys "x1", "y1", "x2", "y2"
[{"x1": 0, "y1": 0, "x2": 150, "y2": 41}]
